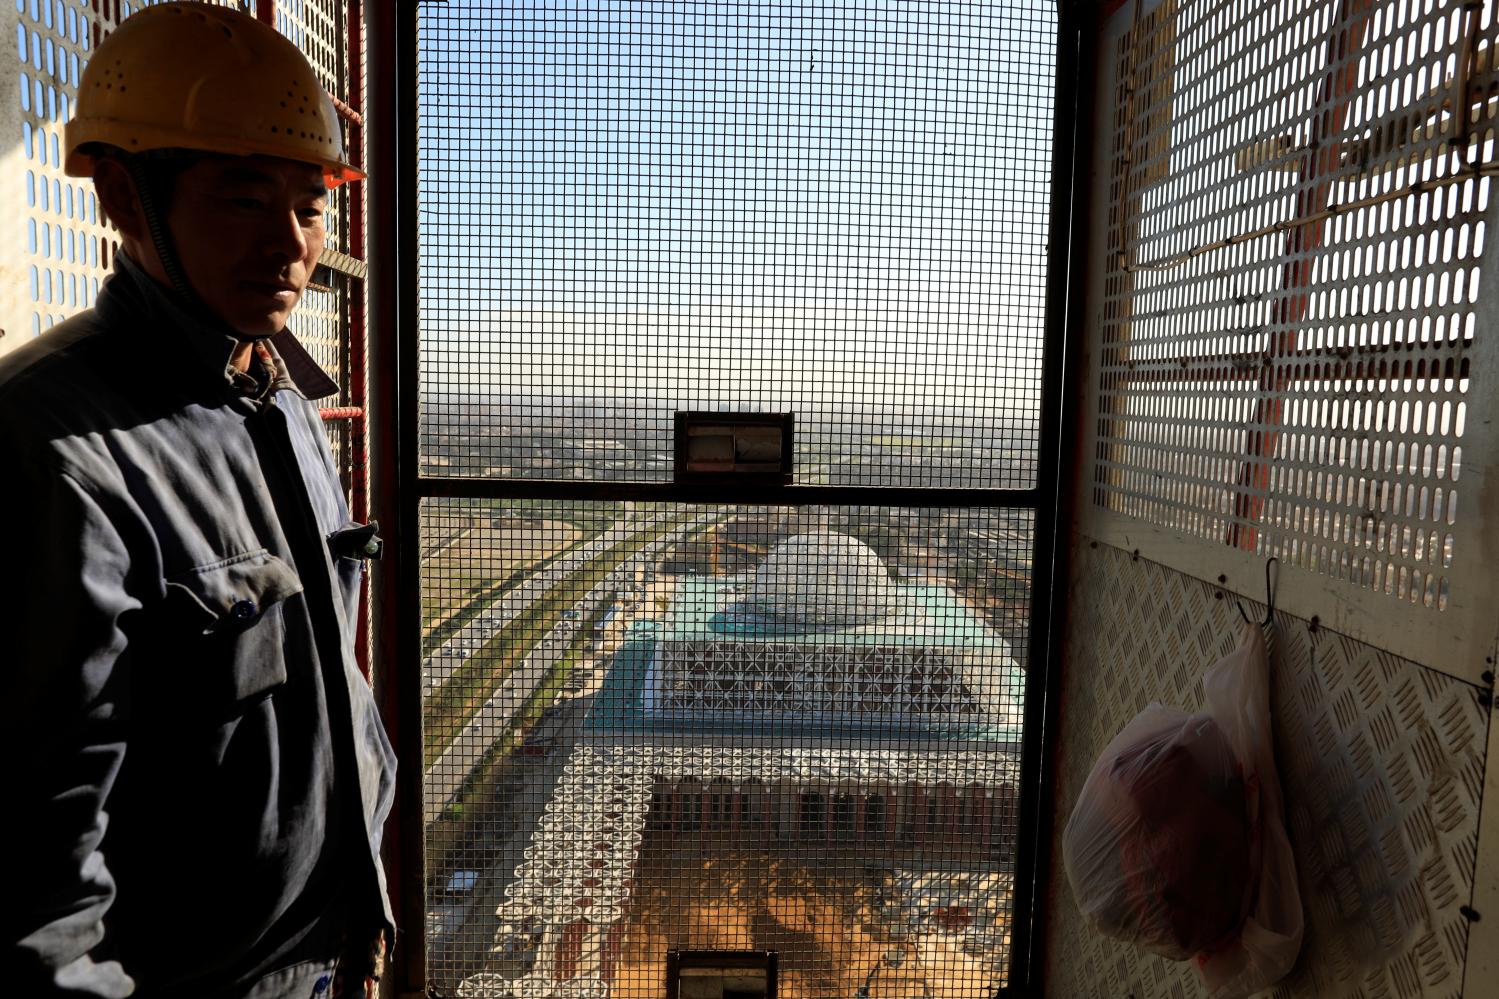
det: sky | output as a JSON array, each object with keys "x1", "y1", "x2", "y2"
[{"x1": 416, "y1": 1, "x2": 1057, "y2": 405}]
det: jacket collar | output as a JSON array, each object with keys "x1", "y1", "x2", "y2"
[{"x1": 99, "y1": 252, "x2": 340, "y2": 401}]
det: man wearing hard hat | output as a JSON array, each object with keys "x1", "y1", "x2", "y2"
[{"x1": 1, "y1": 5, "x2": 395, "y2": 997}]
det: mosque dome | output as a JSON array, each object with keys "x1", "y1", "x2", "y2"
[{"x1": 739, "y1": 531, "x2": 902, "y2": 629}]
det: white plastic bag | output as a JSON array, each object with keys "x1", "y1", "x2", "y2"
[{"x1": 1062, "y1": 624, "x2": 1303, "y2": 998}]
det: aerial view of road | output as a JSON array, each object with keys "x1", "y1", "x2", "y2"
[
  {"x1": 421, "y1": 519, "x2": 642, "y2": 698},
  {"x1": 422, "y1": 513, "x2": 717, "y2": 822}
]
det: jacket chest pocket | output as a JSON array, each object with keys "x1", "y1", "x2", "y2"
[{"x1": 162, "y1": 549, "x2": 304, "y2": 709}]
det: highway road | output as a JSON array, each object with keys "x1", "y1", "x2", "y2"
[
  {"x1": 421, "y1": 519, "x2": 651, "y2": 697},
  {"x1": 422, "y1": 517, "x2": 714, "y2": 822}
]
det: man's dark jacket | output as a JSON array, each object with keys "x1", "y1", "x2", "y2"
[{"x1": 0, "y1": 254, "x2": 396, "y2": 996}]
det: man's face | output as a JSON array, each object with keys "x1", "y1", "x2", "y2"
[{"x1": 166, "y1": 156, "x2": 329, "y2": 338}]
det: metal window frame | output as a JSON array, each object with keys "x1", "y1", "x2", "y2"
[
  {"x1": 665, "y1": 950, "x2": 778, "y2": 999},
  {"x1": 366, "y1": 1, "x2": 1087, "y2": 994}
]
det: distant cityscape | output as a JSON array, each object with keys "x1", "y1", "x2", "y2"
[{"x1": 419, "y1": 393, "x2": 1041, "y2": 487}]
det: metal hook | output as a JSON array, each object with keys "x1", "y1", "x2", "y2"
[{"x1": 1236, "y1": 556, "x2": 1278, "y2": 626}]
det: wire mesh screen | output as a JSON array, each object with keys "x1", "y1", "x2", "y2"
[
  {"x1": 1092, "y1": 0, "x2": 1493, "y2": 611},
  {"x1": 417, "y1": 2, "x2": 1055, "y2": 488},
  {"x1": 420, "y1": 501, "x2": 1031, "y2": 998}
]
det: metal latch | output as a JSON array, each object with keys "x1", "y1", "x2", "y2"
[{"x1": 674, "y1": 412, "x2": 793, "y2": 484}]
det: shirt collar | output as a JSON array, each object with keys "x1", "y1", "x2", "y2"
[{"x1": 101, "y1": 251, "x2": 340, "y2": 401}]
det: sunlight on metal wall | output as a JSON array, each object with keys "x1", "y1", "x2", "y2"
[
  {"x1": 0, "y1": 0, "x2": 361, "y2": 478},
  {"x1": 1063, "y1": 0, "x2": 1499, "y2": 994},
  {"x1": 1082, "y1": 0, "x2": 1499, "y2": 682}
]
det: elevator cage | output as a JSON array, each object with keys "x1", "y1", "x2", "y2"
[
  {"x1": 382, "y1": 0, "x2": 1499, "y2": 994},
  {"x1": 8, "y1": 0, "x2": 1499, "y2": 997}
]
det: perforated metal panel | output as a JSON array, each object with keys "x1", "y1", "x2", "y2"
[
  {"x1": 1047, "y1": 540, "x2": 1487, "y2": 999},
  {"x1": 0, "y1": 1, "x2": 347, "y2": 332},
  {"x1": 1079, "y1": 0, "x2": 1499, "y2": 681},
  {"x1": 271, "y1": 0, "x2": 350, "y2": 258},
  {"x1": 1, "y1": 0, "x2": 108, "y2": 357},
  {"x1": 0, "y1": 1, "x2": 289, "y2": 359},
  {"x1": 0, "y1": 0, "x2": 362, "y2": 479},
  {"x1": 269, "y1": 0, "x2": 352, "y2": 444}
]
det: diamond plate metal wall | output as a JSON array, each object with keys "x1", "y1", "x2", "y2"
[{"x1": 1046, "y1": 539, "x2": 1488, "y2": 999}]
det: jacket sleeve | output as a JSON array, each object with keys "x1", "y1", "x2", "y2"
[{"x1": 3, "y1": 463, "x2": 139, "y2": 998}]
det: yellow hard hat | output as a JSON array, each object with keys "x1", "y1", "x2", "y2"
[{"x1": 64, "y1": 2, "x2": 362, "y2": 187}]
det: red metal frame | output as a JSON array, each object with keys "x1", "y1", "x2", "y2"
[
  {"x1": 345, "y1": 0, "x2": 371, "y2": 677},
  {"x1": 1227, "y1": 0, "x2": 1375, "y2": 551},
  {"x1": 1098, "y1": 0, "x2": 1378, "y2": 553},
  {"x1": 328, "y1": 90, "x2": 363, "y2": 126}
]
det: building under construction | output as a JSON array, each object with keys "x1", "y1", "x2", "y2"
[{"x1": 470, "y1": 531, "x2": 1021, "y2": 996}]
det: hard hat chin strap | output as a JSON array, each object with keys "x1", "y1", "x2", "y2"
[{"x1": 126, "y1": 157, "x2": 277, "y2": 344}]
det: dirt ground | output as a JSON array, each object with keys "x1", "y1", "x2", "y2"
[
  {"x1": 605, "y1": 836, "x2": 1002, "y2": 998},
  {"x1": 421, "y1": 516, "x2": 583, "y2": 635}
]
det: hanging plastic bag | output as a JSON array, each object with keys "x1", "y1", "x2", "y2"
[{"x1": 1062, "y1": 623, "x2": 1303, "y2": 998}]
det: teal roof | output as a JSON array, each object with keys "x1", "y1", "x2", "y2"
[
  {"x1": 662, "y1": 576, "x2": 1000, "y2": 649},
  {"x1": 586, "y1": 575, "x2": 1024, "y2": 745}
]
